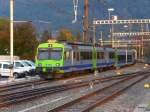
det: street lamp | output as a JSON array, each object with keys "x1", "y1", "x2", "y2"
[
  {"x1": 108, "y1": 8, "x2": 114, "y2": 47},
  {"x1": 108, "y1": 8, "x2": 114, "y2": 20}
]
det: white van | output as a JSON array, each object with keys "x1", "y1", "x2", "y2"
[
  {"x1": 13, "y1": 60, "x2": 32, "y2": 76},
  {"x1": 22, "y1": 60, "x2": 35, "y2": 76},
  {"x1": 0, "y1": 62, "x2": 25, "y2": 78}
]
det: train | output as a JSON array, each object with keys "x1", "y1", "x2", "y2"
[{"x1": 35, "y1": 40, "x2": 136, "y2": 79}]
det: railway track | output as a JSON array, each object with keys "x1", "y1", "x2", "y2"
[
  {"x1": 0, "y1": 70, "x2": 149, "y2": 108},
  {"x1": 0, "y1": 73, "x2": 96, "y2": 94},
  {"x1": 0, "y1": 70, "x2": 143, "y2": 94},
  {"x1": 0, "y1": 79, "x2": 49, "y2": 93},
  {"x1": 48, "y1": 72, "x2": 150, "y2": 112}
]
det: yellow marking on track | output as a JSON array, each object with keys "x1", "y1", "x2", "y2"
[{"x1": 144, "y1": 83, "x2": 150, "y2": 88}]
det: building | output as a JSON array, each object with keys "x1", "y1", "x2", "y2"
[{"x1": 0, "y1": 55, "x2": 20, "y2": 61}]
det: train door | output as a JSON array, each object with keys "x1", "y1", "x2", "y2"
[{"x1": 64, "y1": 48, "x2": 72, "y2": 67}]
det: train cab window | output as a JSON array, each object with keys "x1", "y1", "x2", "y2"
[
  {"x1": 97, "y1": 52, "x2": 104, "y2": 59},
  {"x1": 38, "y1": 49, "x2": 49, "y2": 60},
  {"x1": 50, "y1": 48, "x2": 62, "y2": 60},
  {"x1": 38, "y1": 48, "x2": 62, "y2": 60},
  {"x1": 109, "y1": 52, "x2": 115, "y2": 59}
]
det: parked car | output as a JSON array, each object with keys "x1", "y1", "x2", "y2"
[
  {"x1": 22, "y1": 60, "x2": 36, "y2": 76},
  {"x1": 0, "y1": 61, "x2": 25, "y2": 78},
  {"x1": 13, "y1": 60, "x2": 32, "y2": 76}
]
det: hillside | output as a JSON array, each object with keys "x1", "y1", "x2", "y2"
[{"x1": 0, "y1": 0, "x2": 150, "y2": 33}]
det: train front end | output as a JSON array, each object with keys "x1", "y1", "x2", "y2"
[{"x1": 35, "y1": 40, "x2": 64, "y2": 79}]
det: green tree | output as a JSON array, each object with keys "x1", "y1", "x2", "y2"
[
  {"x1": 75, "y1": 32, "x2": 82, "y2": 42},
  {"x1": 0, "y1": 18, "x2": 38, "y2": 59},
  {"x1": 14, "y1": 22, "x2": 38, "y2": 59},
  {"x1": 0, "y1": 18, "x2": 10, "y2": 54},
  {"x1": 57, "y1": 28, "x2": 74, "y2": 42}
]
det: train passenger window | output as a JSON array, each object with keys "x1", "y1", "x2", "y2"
[
  {"x1": 73, "y1": 51, "x2": 80, "y2": 61},
  {"x1": 109, "y1": 52, "x2": 115, "y2": 59},
  {"x1": 0, "y1": 64, "x2": 1, "y2": 68},
  {"x1": 80, "y1": 52, "x2": 92, "y2": 60},
  {"x1": 97, "y1": 52, "x2": 104, "y2": 59},
  {"x1": 118, "y1": 55, "x2": 126, "y2": 62},
  {"x1": 127, "y1": 55, "x2": 132, "y2": 62}
]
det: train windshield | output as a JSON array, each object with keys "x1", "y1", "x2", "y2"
[{"x1": 38, "y1": 48, "x2": 62, "y2": 60}]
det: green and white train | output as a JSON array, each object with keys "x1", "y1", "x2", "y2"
[{"x1": 35, "y1": 40, "x2": 135, "y2": 79}]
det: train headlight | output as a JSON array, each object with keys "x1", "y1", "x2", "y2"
[{"x1": 56, "y1": 63, "x2": 60, "y2": 67}]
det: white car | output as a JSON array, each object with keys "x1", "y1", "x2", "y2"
[
  {"x1": 22, "y1": 60, "x2": 35, "y2": 69},
  {"x1": 0, "y1": 61, "x2": 25, "y2": 78},
  {"x1": 13, "y1": 60, "x2": 32, "y2": 76},
  {"x1": 22, "y1": 60, "x2": 36, "y2": 76}
]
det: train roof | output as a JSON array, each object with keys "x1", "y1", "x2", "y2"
[{"x1": 39, "y1": 41, "x2": 136, "y2": 52}]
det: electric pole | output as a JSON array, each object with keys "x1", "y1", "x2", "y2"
[
  {"x1": 83, "y1": 0, "x2": 89, "y2": 43},
  {"x1": 141, "y1": 24, "x2": 144, "y2": 61},
  {"x1": 10, "y1": 0, "x2": 14, "y2": 78}
]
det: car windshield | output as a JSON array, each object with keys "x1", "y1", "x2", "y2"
[
  {"x1": 38, "y1": 48, "x2": 62, "y2": 60},
  {"x1": 24, "y1": 62, "x2": 32, "y2": 66},
  {"x1": 21, "y1": 62, "x2": 29, "y2": 67},
  {"x1": 27, "y1": 61, "x2": 35, "y2": 66}
]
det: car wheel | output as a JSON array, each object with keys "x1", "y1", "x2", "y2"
[{"x1": 13, "y1": 73, "x2": 19, "y2": 79}]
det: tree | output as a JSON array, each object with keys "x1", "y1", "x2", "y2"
[
  {"x1": 57, "y1": 28, "x2": 74, "y2": 42},
  {"x1": 40, "y1": 30, "x2": 52, "y2": 43},
  {"x1": 75, "y1": 32, "x2": 82, "y2": 42},
  {"x1": 0, "y1": 18, "x2": 10, "y2": 54},
  {"x1": 0, "y1": 18, "x2": 38, "y2": 59},
  {"x1": 14, "y1": 22, "x2": 38, "y2": 59}
]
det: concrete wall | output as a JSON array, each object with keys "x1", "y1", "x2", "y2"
[{"x1": 0, "y1": 55, "x2": 20, "y2": 61}]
